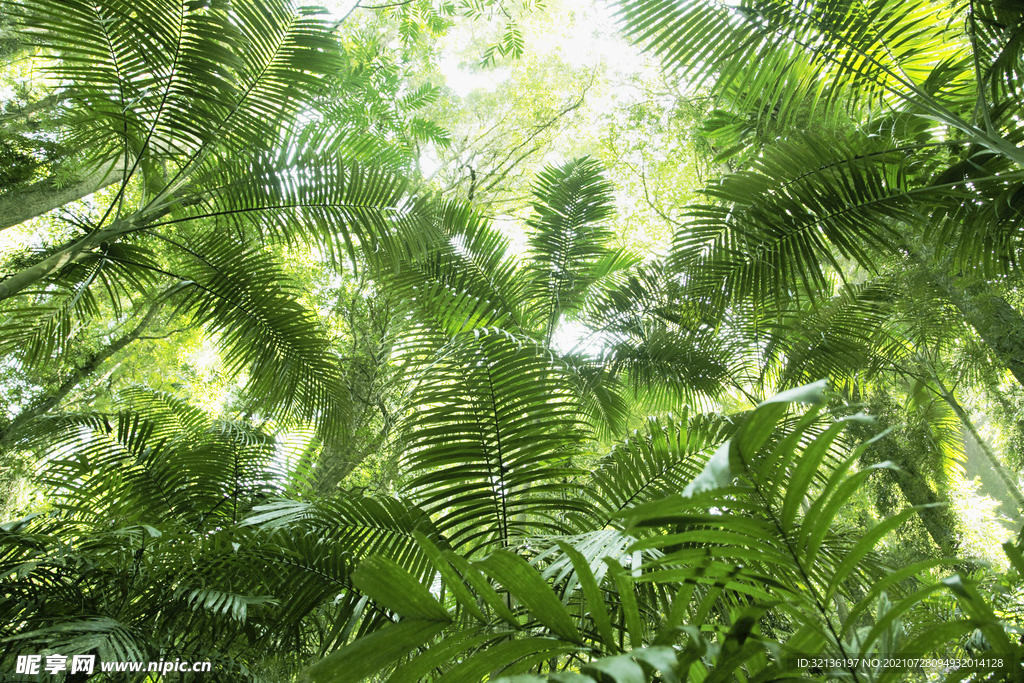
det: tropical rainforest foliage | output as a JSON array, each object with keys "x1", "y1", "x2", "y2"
[{"x1": 1, "y1": 0, "x2": 1024, "y2": 681}]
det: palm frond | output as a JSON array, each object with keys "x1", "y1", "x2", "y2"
[
  {"x1": 575, "y1": 412, "x2": 736, "y2": 531},
  {"x1": 966, "y1": 0, "x2": 1024, "y2": 101},
  {"x1": 386, "y1": 200, "x2": 527, "y2": 350},
  {"x1": 33, "y1": 405, "x2": 282, "y2": 527},
  {"x1": 617, "y1": 0, "x2": 975, "y2": 129},
  {"x1": 169, "y1": 153, "x2": 428, "y2": 267},
  {"x1": 524, "y1": 157, "x2": 627, "y2": 344},
  {"x1": 15, "y1": 0, "x2": 343, "y2": 183},
  {"x1": 756, "y1": 278, "x2": 908, "y2": 389},
  {"x1": 245, "y1": 494, "x2": 442, "y2": 582},
  {"x1": 298, "y1": 382, "x2": 996, "y2": 683},
  {"x1": 671, "y1": 130, "x2": 953, "y2": 306},
  {"x1": 165, "y1": 239, "x2": 352, "y2": 446},
  {"x1": 572, "y1": 261, "x2": 745, "y2": 417},
  {"x1": 399, "y1": 328, "x2": 590, "y2": 556},
  {"x1": 0, "y1": 243, "x2": 160, "y2": 367}
]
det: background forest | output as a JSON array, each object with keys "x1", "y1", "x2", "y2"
[{"x1": 1, "y1": 0, "x2": 1024, "y2": 680}]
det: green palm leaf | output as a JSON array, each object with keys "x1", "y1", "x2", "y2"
[
  {"x1": 14, "y1": 0, "x2": 342, "y2": 181},
  {"x1": 296, "y1": 381, "x2": 1011, "y2": 683},
  {"x1": 245, "y1": 494, "x2": 442, "y2": 583},
  {"x1": 524, "y1": 157, "x2": 632, "y2": 345},
  {"x1": 30, "y1": 395, "x2": 283, "y2": 527},
  {"x1": 616, "y1": 0, "x2": 983, "y2": 144},
  {"x1": 671, "y1": 130, "x2": 960, "y2": 306},
  {"x1": 166, "y1": 239, "x2": 352, "y2": 446},
  {"x1": 575, "y1": 412, "x2": 736, "y2": 531},
  {"x1": 386, "y1": 200, "x2": 527, "y2": 351},
  {"x1": 400, "y1": 329, "x2": 589, "y2": 556},
  {"x1": 168, "y1": 153, "x2": 428, "y2": 266},
  {"x1": 0, "y1": 242, "x2": 160, "y2": 367}
]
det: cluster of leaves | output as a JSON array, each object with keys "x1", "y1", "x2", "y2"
[
  {"x1": 293, "y1": 383, "x2": 1024, "y2": 682},
  {"x1": 373, "y1": 0, "x2": 537, "y2": 66},
  {"x1": 612, "y1": 0, "x2": 1024, "y2": 549},
  {"x1": 616, "y1": 0, "x2": 1024, "y2": 360},
  {"x1": 3, "y1": 0, "x2": 1024, "y2": 681},
  {"x1": 0, "y1": 0, "x2": 475, "y2": 459},
  {"x1": 4, "y1": 352, "x2": 1022, "y2": 681}
]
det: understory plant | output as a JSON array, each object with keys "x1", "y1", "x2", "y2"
[{"x1": 295, "y1": 382, "x2": 1024, "y2": 683}]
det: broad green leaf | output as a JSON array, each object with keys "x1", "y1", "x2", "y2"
[
  {"x1": 758, "y1": 380, "x2": 829, "y2": 408},
  {"x1": 557, "y1": 540, "x2": 617, "y2": 650},
  {"x1": 352, "y1": 556, "x2": 450, "y2": 622},
  {"x1": 478, "y1": 550, "x2": 582, "y2": 643},
  {"x1": 762, "y1": 409, "x2": 821, "y2": 502},
  {"x1": 445, "y1": 551, "x2": 520, "y2": 627},
  {"x1": 781, "y1": 421, "x2": 845, "y2": 529},
  {"x1": 803, "y1": 461, "x2": 902, "y2": 564},
  {"x1": 385, "y1": 631, "x2": 494, "y2": 683},
  {"x1": 736, "y1": 381, "x2": 828, "y2": 458},
  {"x1": 584, "y1": 654, "x2": 646, "y2": 683},
  {"x1": 655, "y1": 582, "x2": 696, "y2": 645},
  {"x1": 633, "y1": 646, "x2": 680, "y2": 683},
  {"x1": 414, "y1": 531, "x2": 486, "y2": 621},
  {"x1": 299, "y1": 619, "x2": 446, "y2": 683},
  {"x1": 608, "y1": 561, "x2": 644, "y2": 648}
]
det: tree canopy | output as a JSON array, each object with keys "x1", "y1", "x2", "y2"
[{"x1": 2, "y1": 0, "x2": 1024, "y2": 681}]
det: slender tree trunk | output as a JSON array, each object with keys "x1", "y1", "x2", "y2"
[
  {"x1": 0, "y1": 157, "x2": 126, "y2": 232},
  {"x1": 848, "y1": 408, "x2": 961, "y2": 554},
  {"x1": 0, "y1": 162, "x2": 196, "y2": 303},
  {"x1": 892, "y1": 456, "x2": 961, "y2": 554},
  {"x1": 0, "y1": 299, "x2": 165, "y2": 447},
  {"x1": 0, "y1": 218, "x2": 132, "y2": 301},
  {"x1": 931, "y1": 375, "x2": 1024, "y2": 514},
  {"x1": 905, "y1": 245, "x2": 1024, "y2": 389}
]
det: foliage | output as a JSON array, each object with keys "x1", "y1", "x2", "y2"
[
  {"x1": 2, "y1": 0, "x2": 1024, "y2": 680},
  {"x1": 387, "y1": 157, "x2": 745, "y2": 445},
  {"x1": 617, "y1": 0, "x2": 1024, "y2": 373},
  {"x1": 298, "y1": 382, "x2": 1024, "y2": 683},
  {"x1": 614, "y1": 0, "x2": 1024, "y2": 560},
  {"x1": 0, "y1": 0, "x2": 468, "y2": 457}
]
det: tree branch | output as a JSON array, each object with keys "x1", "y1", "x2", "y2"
[{"x1": 0, "y1": 158, "x2": 127, "y2": 232}]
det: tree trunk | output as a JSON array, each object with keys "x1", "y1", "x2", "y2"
[
  {"x1": 890, "y1": 452, "x2": 961, "y2": 553},
  {"x1": 0, "y1": 216, "x2": 133, "y2": 301},
  {"x1": 931, "y1": 376, "x2": 1024, "y2": 519},
  {"x1": 906, "y1": 245, "x2": 1024, "y2": 390},
  {"x1": 0, "y1": 157, "x2": 126, "y2": 232},
  {"x1": 848, "y1": 408, "x2": 961, "y2": 554}
]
